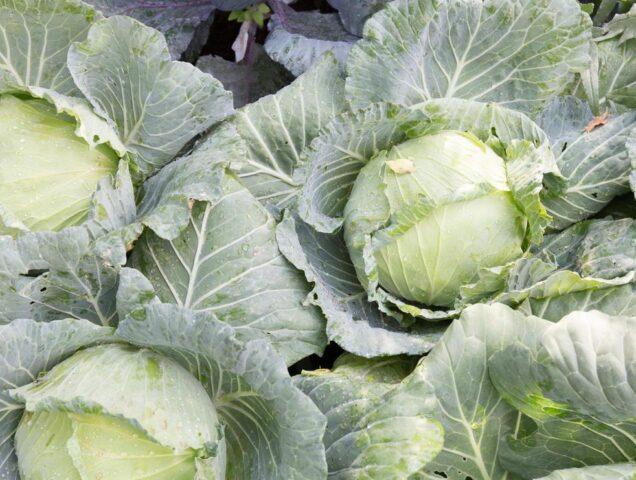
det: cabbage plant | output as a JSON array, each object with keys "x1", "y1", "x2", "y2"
[
  {"x1": 0, "y1": 268, "x2": 328, "y2": 480},
  {"x1": 201, "y1": 0, "x2": 636, "y2": 357}
]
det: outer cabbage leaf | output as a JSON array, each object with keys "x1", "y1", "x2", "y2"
[
  {"x1": 295, "y1": 354, "x2": 443, "y2": 479},
  {"x1": 130, "y1": 167, "x2": 327, "y2": 366},
  {"x1": 489, "y1": 311, "x2": 636, "y2": 477},
  {"x1": 215, "y1": 54, "x2": 346, "y2": 213},
  {"x1": 536, "y1": 464, "x2": 636, "y2": 480},
  {"x1": 539, "y1": 108, "x2": 636, "y2": 230},
  {"x1": 579, "y1": 6, "x2": 636, "y2": 113},
  {"x1": 326, "y1": 0, "x2": 391, "y2": 37},
  {"x1": 0, "y1": 0, "x2": 100, "y2": 95},
  {"x1": 535, "y1": 96, "x2": 594, "y2": 155},
  {"x1": 131, "y1": 124, "x2": 243, "y2": 242},
  {"x1": 462, "y1": 217, "x2": 636, "y2": 309},
  {"x1": 346, "y1": 0, "x2": 592, "y2": 114},
  {"x1": 87, "y1": 0, "x2": 216, "y2": 60},
  {"x1": 264, "y1": 8, "x2": 357, "y2": 77},
  {"x1": 68, "y1": 15, "x2": 233, "y2": 176},
  {"x1": 407, "y1": 303, "x2": 532, "y2": 480},
  {"x1": 404, "y1": 304, "x2": 635, "y2": 479},
  {"x1": 520, "y1": 283, "x2": 636, "y2": 321},
  {"x1": 0, "y1": 121, "x2": 239, "y2": 328},
  {"x1": 277, "y1": 211, "x2": 447, "y2": 357}
]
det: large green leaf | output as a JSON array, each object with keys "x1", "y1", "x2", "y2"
[
  {"x1": 220, "y1": 54, "x2": 346, "y2": 213},
  {"x1": 130, "y1": 168, "x2": 327, "y2": 366},
  {"x1": 93, "y1": 121, "x2": 244, "y2": 265},
  {"x1": 404, "y1": 304, "x2": 636, "y2": 479},
  {"x1": 264, "y1": 9, "x2": 356, "y2": 77},
  {"x1": 68, "y1": 15, "x2": 233, "y2": 176},
  {"x1": 489, "y1": 311, "x2": 636, "y2": 477},
  {"x1": 462, "y1": 217, "x2": 636, "y2": 308},
  {"x1": 408, "y1": 303, "x2": 529, "y2": 480},
  {"x1": 540, "y1": 110, "x2": 636, "y2": 229},
  {"x1": 521, "y1": 283, "x2": 636, "y2": 321},
  {"x1": 295, "y1": 354, "x2": 443, "y2": 479},
  {"x1": 0, "y1": 0, "x2": 100, "y2": 95},
  {"x1": 0, "y1": 225, "x2": 125, "y2": 326},
  {"x1": 346, "y1": 0, "x2": 592, "y2": 114},
  {"x1": 536, "y1": 464, "x2": 636, "y2": 480},
  {"x1": 535, "y1": 96, "x2": 594, "y2": 155},
  {"x1": 326, "y1": 0, "x2": 391, "y2": 37},
  {"x1": 86, "y1": 0, "x2": 216, "y2": 60},
  {"x1": 580, "y1": 7, "x2": 636, "y2": 112}
]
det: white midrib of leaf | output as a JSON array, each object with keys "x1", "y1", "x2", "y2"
[
  {"x1": 598, "y1": 43, "x2": 629, "y2": 106},
  {"x1": 183, "y1": 204, "x2": 212, "y2": 309},
  {"x1": 444, "y1": 10, "x2": 479, "y2": 99},
  {"x1": 121, "y1": 75, "x2": 156, "y2": 150},
  {"x1": 442, "y1": 340, "x2": 493, "y2": 480},
  {"x1": 0, "y1": 26, "x2": 22, "y2": 84},
  {"x1": 238, "y1": 109, "x2": 297, "y2": 186},
  {"x1": 178, "y1": 194, "x2": 275, "y2": 310}
]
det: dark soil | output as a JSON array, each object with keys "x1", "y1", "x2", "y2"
[{"x1": 201, "y1": 0, "x2": 336, "y2": 61}]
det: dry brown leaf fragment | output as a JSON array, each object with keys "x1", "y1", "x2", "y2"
[{"x1": 584, "y1": 111, "x2": 610, "y2": 133}]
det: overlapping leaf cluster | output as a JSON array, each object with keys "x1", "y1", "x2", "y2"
[{"x1": 0, "y1": 0, "x2": 634, "y2": 479}]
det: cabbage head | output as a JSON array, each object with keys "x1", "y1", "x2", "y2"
[
  {"x1": 0, "y1": 95, "x2": 120, "y2": 232},
  {"x1": 298, "y1": 100, "x2": 554, "y2": 322},
  {"x1": 344, "y1": 130, "x2": 527, "y2": 307},
  {"x1": 13, "y1": 344, "x2": 225, "y2": 480}
]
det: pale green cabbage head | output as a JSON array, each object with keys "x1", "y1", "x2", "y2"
[
  {"x1": 12, "y1": 344, "x2": 225, "y2": 480},
  {"x1": 344, "y1": 130, "x2": 527, "y2": 307},
  {"x1": 0, "y1": 95, "x2": 119, "y2": 232}
]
